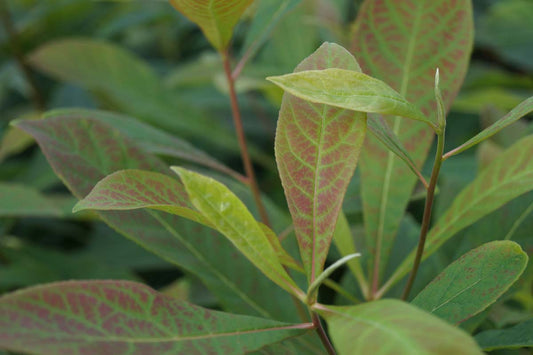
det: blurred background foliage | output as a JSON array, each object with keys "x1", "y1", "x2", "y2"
[{"x1": 0, "y1": 0, "x2": 531, "y2": 352}]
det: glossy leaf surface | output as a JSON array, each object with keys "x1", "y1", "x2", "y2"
[
  {"x1": 169, "y1": 0, "x2": 253, "y2": 51},
  {"x1": 0, "y1": 281, "x2": 309, "y2": 355},
  {"x1": 352, "y1": 0, "x2": 473, "y2": 283},
  {"x1": 412, "y1": 241, "x2": 528, "y2": 324},
  {"x1": 268, "y1": 68, "x2": 430, "y2": 124},
  {"x1": 445, "y1": 96, "x2": 533, "y2": 159},
  {"x1": 73, "y1": 169, "x2": 210, "y2": 226},
  {"x1": 13, "y1": 116, "x2": 302, "y2": 323},
  {"x1": 173, "y1": 167, "x2": 303, "y2": 298},
  {"x1": 321, "y1": 300, "x2": 482, "y2": 355},
  {"x1": 475, "y1": 318, "x2": 533, "y2": 351},
  {"x1": 391, "y1": 135, "x2": 533, "y2": 287},
  {"x1": 274, "y1": 42, "x2": 367, "y2": 282}
]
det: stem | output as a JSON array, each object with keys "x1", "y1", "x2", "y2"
[
  {"x1": 222, "y1": 51, "x2": 271, "y2": 226},
  {"x1": 0, "y1": 0, "x2": 45, "y2": 111},
  {"x1": 401, "y1": 128, "x2": 445, "y2": 301},
  {"x1": 312, "y1": 312, "x2": 336, "y2": 355}
]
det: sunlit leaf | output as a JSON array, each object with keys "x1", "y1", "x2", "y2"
[
  {"x1": 169, "y1": 0, "x2": 253, "y2": 51},
  {"x1": 0, "y1": 281, "x2": 310, "y2": 355},
  {"x1": 389, "y1": 135, "x2": 533, "y2": 289},
  {"x1": 173, "y1": 167, "x2": 304, "y2": 299},
  {"x1": 444, "y1": 96, "x2": 533, "y2": 159},
  {"x1": 412, "y1": 241, "x2": 528, "y2": 324},
  {"x1": 352, "y1": 0, "x2": 474, "y2": 285},
  {"x1": 73, "y1": 169, "x2": 210, "y2": 226},
  {"x1": 268, "y1": 68, "x2": 431, "y2": 124},
  {"x1": 320, "y1": 300, "x2": 482, "y2": 354},
  {"x1": 13, "y1": 116, "x2": 304, "y2": 323},
  {"x1": 274, "y1": 42, "x2": 367, "y2": 283},
  {"x1": 474, "y1": 318, "x2": 533, "y2": 351}
]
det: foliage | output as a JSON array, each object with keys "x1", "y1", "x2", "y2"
[{"x1": 0, "y1": 0, "x2": 532, "y2": 354}]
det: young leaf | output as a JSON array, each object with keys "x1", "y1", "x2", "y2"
[
  {"x1": 474, "y1": 318, "x2": 533, "y2": 351},
  {"x1": 169, "y1": 0, "x2": 253, "y2": 51},
  {"x1": 0, "y1": 280, "x2": 311, "y2": 355},
  {"x1": 173, "y1": 167, "x2": 304, "y2": 299},
  {"x1": 13, "y1": 116, "x2": 303, "y2": 323},
  {"x1": 389, "y1": 135, "x2": 533, "y2": 289},
  {"x1": 444, "y1": 96, "x2": 533, "y2": 159},
  {"x1": 274, "y1": 42, "x2": 367, "y2": 283},
  {"x1": 267, "y1": 68, "x2": 432, "y2": 125},
  {"x1": 412, "y1": 241, "x2": 528, "y2": 324},
  {"x1": 353, "y1": 0, "x2": 474, "y2": 286},
  {"x1": 319, "y1": 300, "x2": 482, "y2": 354},
  {"x1": 73, "y1": 169, "x2": 211, "y2": 227}
]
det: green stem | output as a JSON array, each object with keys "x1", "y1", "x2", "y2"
[
  {"x1": 401, "y1": 128, "x2": 445, "y2": 301},
  {"x1": 222, "y1": 51, "x2": 271, "y2": 226},
  {"x1": 311, "y1": 312, "x2": 336, "y2": 355}
]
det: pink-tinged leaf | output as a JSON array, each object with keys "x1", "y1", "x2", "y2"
[
  {"x1": 352, "y1": 0, "x2": 474, "y2": 286},
  {"x1": 169, "y1": 0, "x2": 253, "y2": 51},
  {"x1": 0, "y1": 280, "x2": 311, "y2": 355},
  {"x1": 319, "y1": 300, "x2": 482, "y2": 354},
  {"x1": 73, "y1": 169, "x2": 211, "y2": 227},
  {"x1": 12, "y1": 115, "x2": 305, "y2": 323},
  {"x1": 389, "y1": 135, "x2": 533, "y2": 290},
  {"x1": 412, "y1": 241, "x2": 528, "y2": 324},
  {"x1": 275, "y1": 42, "x2": 367, "y2": 283}
]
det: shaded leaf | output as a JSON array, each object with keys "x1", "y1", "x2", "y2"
[
  {"x1": 412, "y1": 241, "x2": 528, "y2": 324},
  {"x1": 73, "y1": 169, "x2": 210, "y2": 227},
  {"x1": 474, "y1": 318, "x2": 533, "y2": 351},
  {"x1": 352, "y1": 0, "x2": 473, "y2": 284},
  {"x1": 173, "y1": 167, "x2": 304, "y2": 299},
  {"x1": 274, "y1": 42, "x2": 367, "y2": 283},
  {"x1": 389, "y1": 135, "x2": 533, "y2": 289},
  {"x1": 0, "y1": 183, "x2": 63, "y2": 217},
  {"x1": 0, "y1": 281, "x2": 310, "y2": 355},
  {"x1": 169, "y1": 0, "x2": 253, "y2": 51},
  {"x1": 268, "y1": 68, "x2": 431, "y2": 124},
  {"x1": 444, "y1": 96, "x2": 533, "y2": 159},
  {"x1": 258, "y1": 223, "x2": 303, "y2": 272},
  {"x1": 320, "y1": 300, "x2": 482, "y2": 354},
  {"x1": 13, "y1": 116, "x2": 304, "y2": 323}
]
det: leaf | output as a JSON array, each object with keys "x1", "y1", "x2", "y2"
[
  {"x1": 169, "y1": 0, "x2": 253, "y2": 51},
  {"x1": 389, "y1": 135, "x2": 533, "y2": 289},
  {"x1": 474, "y1": 318, "x2": 533, "y2": 351},
  {"x1": 258, "y1": 223, "x2": 303, "y2": 272},
  {"x1": 13, "y1": 115, "x2": 304, "y2": 323},
  {"x1": 29, "y1": 39, "x2": 236, "y2": 152},
  {"x1": 0, "y1": 280, "x2": 310, "y2": 355},
  {"x1": 0, "y1": 183, "x2": 63, "y2": 217},
  {"x1": 352, "y1": 0, "x2": 474, "y2": 285},
  {"x1": 267, "y1": 68, "x2": 431, "y2": 124},
  {"x1": 412, "y1": 241, "x2": 528, "y2": 324},
  {"x1": 444, "y1": 96, "x2": 533, "y2": 159},
  {"x1": 73, "y1": 169, "x2": 211, "y2": 227},
  {"x1": 319, "y1": 300, "x2": 482, "y2": 355},
  {"x1": 274, "y1": 42, "x2": 367, "y2": 283},
  {"x1": 173, "y1": 167, "x2": 304, "y2": 299}
]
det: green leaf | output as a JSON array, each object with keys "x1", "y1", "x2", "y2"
[
  {"x1": 0, "y1": 183, "x2": 63, "y2": 217},
  {"x1": 352, "y1": 0, "x2": 474, "y2": 285},
  {"x1": 268, "y1": 68, "x2": 431, "y2": 125},
  {"x1": 474, "y1": 318, "x2": 533, "y2": 351},
  {"x1": 258, "y1": 223, "x2": 304, "y2": 272},
  {"x1": 13, "y1": 115, "x2": 304, "y2": 323},
  {"x1": 173, "y1": 167, "x2": 304, "y2": 299},
  {"x1": 29, "y1": 39, "x2": 236, "y2": 152},
  {"x1": 274, "y1": 42, "x2": 367, "y2": 283},
  {"x1": 319, "y1": 300, "x2": 482, "y2": 354},
  {"x1": 0, "y1": 281, "x2": 310, "y2": 355},
  {"x1": 169, "y1": 0, "x2": 253, "y2": 51},
  {"x1": 389, "y1": 135, "x2": 533, "y2": 289},
  {"x1": 444, "y1": 96, "x2": 533, "y2": 159},
  {"x1": 73, "y1": 169, "x2": 211, "y2": 227},
  {"x1": 412, "y1": 241, "x2": 528, "y2": 324}
]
